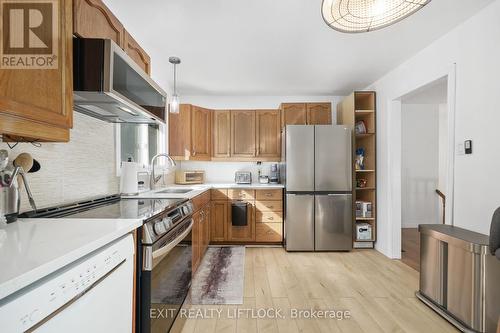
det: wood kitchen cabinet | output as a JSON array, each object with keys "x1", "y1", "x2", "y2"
[
  {"x1": 281, "y1": 102, "x2": 332, "y2": 127},
  {"x1": 281, "y1": 103, "x2": 307, "y2": 126},
  {"x1": 192, "y1": 209, "x2": 201, "y2": 273},
  {"x1": 210, "y1": 200, "x2": 228, "y2": 242},
  {"x1": 73, "y1": 0, "x2": 125, "y2": 47},
  {"x1": 231, "y1": 110, "x2": 256, "y2": 158},
  {"x1": 192, "y1": 192, "x2": 211, "y2": 274},
  {"x1": 307, "y1": 103, "x2": 332, "y2": 125},
  {"x1": 0, "y1": 0, "x2": 73, "y2": 142},
  {"x1": 169, "y1": 104, "x2": 211, "y2": 161},
  {"x1": 212, "y1": 110, "x2": 231, "y2": 158},
  {"x1": 124, "y1": 30, "x2": 151, "y2": 74},
  {"x1": 227, "y1": 200, "x2": 256, "y2": 242},
  {"x1": 256, "y1": 110, "x2": 281, "y2": 159}
]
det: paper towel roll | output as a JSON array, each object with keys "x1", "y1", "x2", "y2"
[{"x1": 120, "y1": 161, "x2": 139, "y2": 195}]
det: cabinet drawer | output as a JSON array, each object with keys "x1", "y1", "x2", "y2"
[
  {"x1": 192, "y1": 190, "x2": 210, "y2": 212},
  {"x1": 211, "y1": 189, "x2": 228, "y2": 201},
  {"x1": 255, "y1": 189, "x2": 282, "y2": 201},
  {"x1": 256, "y1": 211, "x2": 283, "y2": 223},
  {"x1": 255, "y1": 200, "x2": 282, "y2": 212},
  {"x1": 256, "y1": 223, "x2": 283, "y2": 242},
  {"x1": 228, "y1": 189, "x2": 255, "y2": 200}
]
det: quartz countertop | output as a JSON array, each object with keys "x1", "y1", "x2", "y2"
[
  {"x1": 0, "y1": 218, "x2": 142, "y2": 300},
  {"x1": 129, "y1": 183, "x2": 285, "y2": 199}
]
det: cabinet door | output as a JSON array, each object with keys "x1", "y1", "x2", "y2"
[
  {"x1": 281, "y1": 103, "x2": 307, "y2": 126},
  {"x1": 0, "y1": 0, "x2": 73, "y2": 142},
  {"x1": 168, "y1": 104, "x2": 191, "y2": 159},
  {"x1": 191, "y1": 106, "x2": 211, "y2": 160},
  {"x1": 210, "y1": 201, "x2": 228, "y2": 242},
  {"x1": 73, "y1": 0, "x2": 124, "y2": 47},
  {"x1": 212, "y1": 110, "x2": 231, "y2": 158},
  {"x1": 192, "y1": 211, "x2": 201, "y2": 273},
  {"x1": 124, "y1": 30, "x2": 151, "y2": 75},
  {"x1": 203, "y1": 205, "x2": 211, "y2": 254},
  {"x1": 231, "y1": 110, "x2": 256, "y2": 158},
  {"x1": 227, "y1": 200, "x2": 255, "y2": 242},
  {"x1": 307, "y1": 103, "x2": 332, "y2": 125},
  {"x1": 256, "y1": 110, "x2": 281, "y2": 159}
]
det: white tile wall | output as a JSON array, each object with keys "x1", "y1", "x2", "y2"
[
  {"x1": 0, "y1": 113, "x2": 119, "y2": 212},
  {"x1": 177, "y1": 161, "x2": 280, "y2": 183}
]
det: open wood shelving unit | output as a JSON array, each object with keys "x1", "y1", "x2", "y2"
[{"x1": 337, "y1": 91, "x2": 377, "y2": 249}]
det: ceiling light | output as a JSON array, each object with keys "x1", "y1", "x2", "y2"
[
  {"x1": 322, "y1": 0, "x2": 431, "y2": 33},
  {"x1": 169, "y1": 56, "x2": 181, "y2": 114}
]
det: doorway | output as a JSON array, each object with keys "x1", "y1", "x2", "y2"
[{"x1": 399, "y1": 77, "x2": 449, "y2": 271}]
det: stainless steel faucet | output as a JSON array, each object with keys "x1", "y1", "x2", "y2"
[{"x1": 150, "y1": 153, "x2": 176, "y2": 190}]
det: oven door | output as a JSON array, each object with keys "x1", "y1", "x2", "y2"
[{"x1": 140, "y1": 217, "x2": 193, "y2": 333}]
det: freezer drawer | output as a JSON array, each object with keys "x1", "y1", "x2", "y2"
[
  {"x1": 285, "y1": 126, "x2": 314, "y2": 191},
  {"x1": 314, "y1": 194, "x2": 352, "y2": 251},
  {"x1": 285, "y1": 194, "x2": 314, "y2": 251},
  {"x1": 315, "y1": 125, "x2": 352, "y2": 191}
]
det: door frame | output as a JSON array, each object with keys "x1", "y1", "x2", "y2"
[{"x1": 386, "y1": 64, "x2": 457, "y2": 259}]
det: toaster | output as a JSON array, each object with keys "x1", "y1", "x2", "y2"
[{"x1": 235, "y1": 171, "x2": 252, "y2": 184}]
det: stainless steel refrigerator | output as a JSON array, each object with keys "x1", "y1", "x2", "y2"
[{"x1": 284, "y1": 125, "x2": 353, "y2": 251}]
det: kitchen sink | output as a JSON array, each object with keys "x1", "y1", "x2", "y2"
[{"x1": 155, "y1": 188, "x2": 194, "y2": 194}]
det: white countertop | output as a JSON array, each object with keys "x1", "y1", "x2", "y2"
[
  {"x1": 129, "y1": 183, "x2": 285, "y2": 199},
  {"x1": 0, "y1": 218, "x2": 142, "y2": 300}
]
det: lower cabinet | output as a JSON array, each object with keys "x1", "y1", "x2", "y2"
[
  {"x1": 227, "y1": 200, "x2": 255, "y2": 242},
  {"x1": 192, "y1": 209, "x2": 201, "y2": 273},
  {"x1": 192, "y1": 195, "x2": 211, "y2": 274},
  {"x1": 209, "y1": 188, "x2": 283, "y2": 244}
]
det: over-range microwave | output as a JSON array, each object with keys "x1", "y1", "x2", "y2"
[{"x1": 73, "y1": 38, "x2": 167, "y2": 124}]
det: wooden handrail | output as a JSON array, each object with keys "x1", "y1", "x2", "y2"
[{"x1": 435, "y1": 189, "x2": 446, "y2": 224}]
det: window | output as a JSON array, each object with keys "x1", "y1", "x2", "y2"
[{"x1": 119, "y1": 123, "x2": 161, "y2": 168}]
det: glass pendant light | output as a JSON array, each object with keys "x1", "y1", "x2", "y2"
[
  {"x1": 169, "y1": 56, "x2": 181, "y2": 114},
  {"x1": 322, "y1": 0, "x2": 431, "y2": 33}
]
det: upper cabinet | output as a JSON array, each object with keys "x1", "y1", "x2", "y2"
[
  {"x1": 307, "y1": 103, "x2": 332, "y2": 125},
  {"x1": 256, "y1": 110, "x2": 281, "y2": 158},
  {"x1": 168, "y1": 104, "x2": 212, "y2": 161},
  {"x1": 73, "y1": 0, "x2": 151, "y2": 74},
  {"x1": 212, "y1": 110, "x2": 231, "y2": 158},
  {"x1": 0, "y1": 0, "x2": 73, "y2": 142},
  {"x1": 281, "y1": 102, "x2": 332, "y2": 127},
  {"x1": 124, "y1": 30, "x2": 151, "y2": 75},
  {"x1": 231, "y1": 110, "x2": 256, "y2": 158},
  {"x1": 191, "y1": 106, "x2": 211, "y2": 159},
  {"x1": 73, "y1": 0, "x2": 124, "y2": 47},
  {"x1": 281, "y1": 103, "x2": 307, "y2": 126}
]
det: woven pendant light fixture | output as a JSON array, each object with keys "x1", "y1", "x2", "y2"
[{"x1": 322, "y1": 0, "x2": 431, "y2": 33}]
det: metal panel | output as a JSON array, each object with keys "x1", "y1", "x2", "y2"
[
  {"x1": 285, "y1": 194, "x2": 314, "y2": 251},
  {"x1": 285, "y1": 126, "x2": 314, "y2": 192},
  {"x1": 314, "y1": 194, "x2": 352, "y2": 251},
  {"x1": 314, "y1": 125, "x2": 352, "y2": 191},
  {"x1": 419, "y1": 234, "x2": 446, "y2": 307}
]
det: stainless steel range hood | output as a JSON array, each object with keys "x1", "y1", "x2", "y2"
[{"x1": 73, "y1": 38, "x2": 167, "y2": 124}]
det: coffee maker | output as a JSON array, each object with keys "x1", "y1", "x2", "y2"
[{"x1": 269, "y1": 164, "x2": 280, "y2": 184}]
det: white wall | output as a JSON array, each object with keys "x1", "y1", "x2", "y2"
[
  {"x1": 401, "y1": 104, "x2": 440, "y2": 228},
  {"x1": 366, "y1": 0, "x2": 500, "y2": 257},
  {"x1": 173, "y1": 95, "x2": 340, "y2": 183},
  {"x1": 0, "y1": 113, "x2": 119, "y2": 212}
]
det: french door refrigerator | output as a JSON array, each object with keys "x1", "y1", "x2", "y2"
[{"x1": 284, "y1": 125, "x2": 353, "y2": 251}]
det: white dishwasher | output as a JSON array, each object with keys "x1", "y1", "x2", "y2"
[{"x1": 0, "y1": 234, "x2": 135, "y2": 333}]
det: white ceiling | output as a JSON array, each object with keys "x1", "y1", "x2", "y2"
[
  {"x1": 401, "y1": 76, "x2": 448, "y2": 104},
  {"x1": 104, "y1": 0, "x2": 493, "y2": 96}
]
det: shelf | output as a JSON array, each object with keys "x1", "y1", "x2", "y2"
[
  {"x1": 356, "y1": 187, "x2": 376, "y2": 191},
  {"x1": 356, "y1": 169, "x2": 375, "y2": 172},
  {"x1": 355, "y1": 238, "x2": 375, "y2": 242},
  {"x1": 355, "y1": 110, "x2": 374, "y2": 115},
  {"x1": 356, "y1": 217, "x2": 375, "y2": 221},
  {"x1": 356, "y1": 133, "x2": 375, "y2": 138}
]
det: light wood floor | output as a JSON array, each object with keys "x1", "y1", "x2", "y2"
[
  {"x1": 172, "y1": 247, "x2": 457, "y2": 333},
  {"x1": 401, "y1": 228, "x2": 420, "y2": 271}
]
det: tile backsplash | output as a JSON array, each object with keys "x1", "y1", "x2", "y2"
[{"x1": 0, "y1": 112, "x2": 119, "y2": 212}]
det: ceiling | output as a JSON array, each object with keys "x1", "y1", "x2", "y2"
[
  {"x1": 104, "y1": 0, "x2": 493, "y2": 96},
  {"x1": 401, "y1": 76, "x2": 448, "y2": 104}
]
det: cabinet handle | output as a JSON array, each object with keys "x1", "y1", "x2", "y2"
[
  {"x1": 268, "y1": 216, "x2": 274, "y2": 220},
  {"x1": 266, "y1": 205, "x2": 274, "y2": 209},
  {"x1": 265, "y1": 193, "x2": 272, "y2": 197}
]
